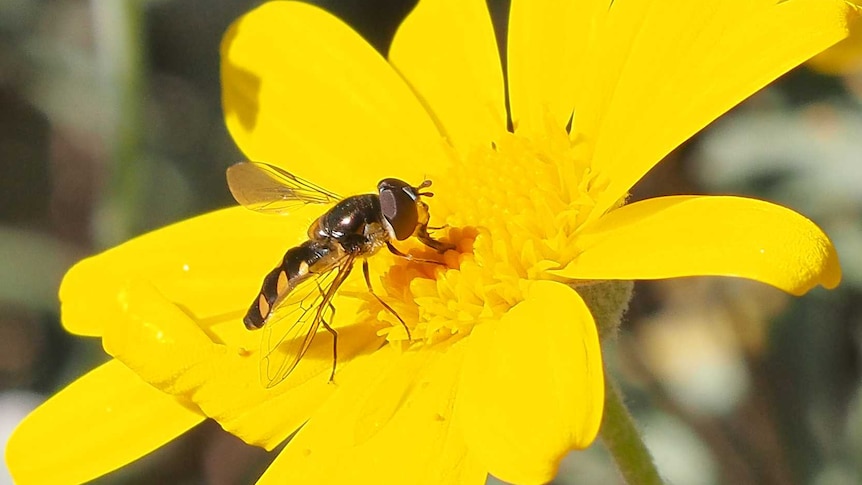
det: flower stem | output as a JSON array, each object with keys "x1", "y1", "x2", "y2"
[
  {"x1": 601, "y1": 374, "x2": 665, "y2": 485},
  {"x1": 91, "y1": 0, "x2": 147, "y2": 245}
]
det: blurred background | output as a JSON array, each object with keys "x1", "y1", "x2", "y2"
[{"x1": 1, "y1": 1, "x2": 860, "y2": 484}]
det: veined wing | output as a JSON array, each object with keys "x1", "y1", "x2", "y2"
[
  {"x1": 259, "y1": 254, "x2": 357, "y2": 388},
  {"x1": 226, "y1": 161, "x2": 342, "y2": 215}
]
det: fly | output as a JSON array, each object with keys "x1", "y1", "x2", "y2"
[{"x1": 226, "y1": 161, "x2": 453, "y2": 387}]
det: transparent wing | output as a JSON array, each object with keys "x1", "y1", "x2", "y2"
[
  {"x1": 259, "y1": 254, "x2": 356, "y2": 388},
  {"x1": 226, "y1": 161, "x2": 342, "y2": 215}
]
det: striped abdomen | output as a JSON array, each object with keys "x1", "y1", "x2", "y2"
[{"x1": 243, "y1": 240, "x2": 332, "y2": 329}]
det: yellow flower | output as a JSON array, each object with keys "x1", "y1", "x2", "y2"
[{"x1": 6, "y1": 0, "x2": 854, "y2": 484}]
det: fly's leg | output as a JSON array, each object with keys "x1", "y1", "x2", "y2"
[
  {"x1": 416, "y1": 224, "x2": 455, "y2": 253},
  {"x1": 363, "y1": 259, "x2": 412, "y2": 341},
  {"x1": 321, "y1": 296, "x2": 338, "y2": 382},
  {"x1": 414, "y1": 200, "x2": 456, "y2": 253},
  {"x1": 321, "y1": 315, "x2": 338, "y2": 382},
  {"x1": 386, "y1": 241, "x2": 446, "y2": 266},
  {"x1": 316, "y1": 266, "x2": 347, "y2": 383}
]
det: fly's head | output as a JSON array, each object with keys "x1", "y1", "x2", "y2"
[{"x1": 377, "y1": 178, "x2": 434, "y2": 241}]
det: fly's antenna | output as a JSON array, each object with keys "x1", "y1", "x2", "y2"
[{"x1": 417, "y1": 179, "x2": 434, "y2": 198}]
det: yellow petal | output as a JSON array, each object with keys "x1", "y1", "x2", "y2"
[
  {"x1": 103, "y1": 279, "x2": 383, "y2": 450},
  {"x1": 575, "y1": 0, "x2": 858, "y2": 218},
  {"x1": 5, "y1": 360, "x2": 203, "y2": 484},
  {"x1": 557, "y1": 196, "x2": 841, "y2": 295},
  {"x1": 60, "y1": 207, "x2": 317, "y2": 337},
  {"x1": 222, "y1": 1, "x2": 450, "y2": 195},
  {"x1": 259, "y1": 342, "x2": 486, "y2": 485},
  {"x1": 507, "y1": 0, "x2": 607, "y2": 134},
  {"x1": 456, "y1": 281, "x2": 604, "y2": 485},
  {"x1": 810, "y1": 9, "x2": 862, "y2": 74},
  {"x1": 389, "y1": 0, "x2": 506, "y2": 153}
]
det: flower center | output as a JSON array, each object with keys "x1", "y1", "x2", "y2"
[{"x1": 361, "y1": 126, "x2": 605, "y2": 345}]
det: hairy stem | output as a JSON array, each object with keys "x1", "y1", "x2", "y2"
[{"x1": 601, "y1": 374, "x2": 665, "y2": 485}]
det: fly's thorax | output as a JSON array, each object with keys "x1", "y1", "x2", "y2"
[
  {"x1": 363, "y1": 222, "x2": 391, "y2": 254},
  {"x1": 315, "y1": 194, "x2": 384, "y2": 241},
  {"x1": 334, "y1": 222, "x2": 390, "y2": 256}
]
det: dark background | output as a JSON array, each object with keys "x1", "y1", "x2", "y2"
[{"x1": 1, "y1": 1, "x2": 861, "y2": 484}]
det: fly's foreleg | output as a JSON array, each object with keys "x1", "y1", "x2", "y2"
[
  {"x1": 414, "y1": 201, "x2": 455, "y2": 253},
  {"x1": 385, "y1": 241, "x2": 446, "y2": 266},
  {"x1": 416, "y1": 224, "x2": 455, "y2": 253}
]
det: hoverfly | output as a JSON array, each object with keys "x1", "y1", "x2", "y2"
[{"x1": 226, "y1": 161, "x2": 453, "y2": 388}]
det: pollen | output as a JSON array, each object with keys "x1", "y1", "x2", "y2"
[{"x1": 361, "y1": 124, "x2": 608, "y2": 346}]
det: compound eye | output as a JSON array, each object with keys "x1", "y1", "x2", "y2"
[{"x1": 378, "y1": 179, "x2": 419, "y2": 240}]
